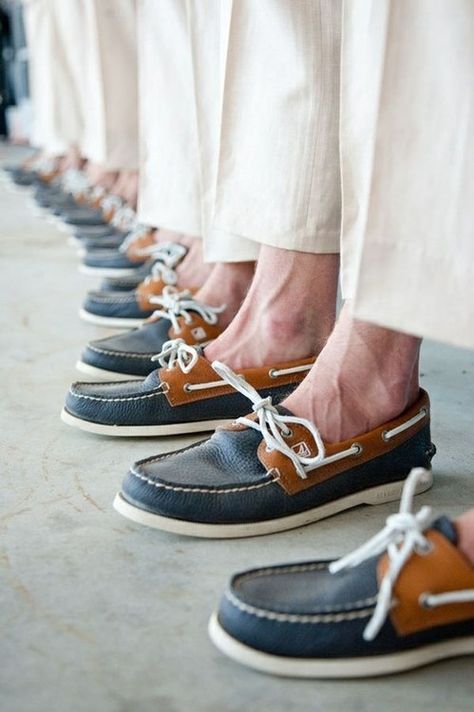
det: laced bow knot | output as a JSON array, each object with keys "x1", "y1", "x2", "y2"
[
  {"x1": 251, "y1": 395, "x2": 276, "y2": 415},
  {"x1": 151, "y1": 338, "x2": 200, "y2": 374},
  {"x1": 148, "y1": 286, "x2": 225, "y2": 333},
  {"x1": 111, "y1": 206, "x2": 137, "y2": 231},
  {"x1": 329, "y1": 467, "x2": 435, "y2": 641},
  {"x1": 118, "y1": 225, "x2": 153, "y2": 253},
  {"x1": 211, "y1": 361, "x2": 326, "y2": 479}
]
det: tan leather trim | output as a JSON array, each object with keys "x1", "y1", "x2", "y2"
[
  {"x1": 74, "y1": 192, "x2": 88, "y2": 205},
  {"x1": 102, "y1": 207, "x2": 116, "y2": 223},
  {"x1": 379, "y1": 530, "x2": 474, "y2": 636},
  {"x1": 168, "y1": 314, "x2": 222, "y2": 344},
  {"x1": 258, "y1": 390, "x2": 430, "y2": 495},
  {"x1": 136, "y1": 278, "x2": 166, "y2": 310},
  {"x1": 160, "y1": 356, "x2": 315, "y2": 407},
  {"x1": 39, "y1": 169, "x2": 60, "y2": 184},
  {"x1": 89, "y1": 195, "x2": 103, "y2": 209},
  {"x1": 126, "y1": 231, "x2": 155, "y2": 262}
]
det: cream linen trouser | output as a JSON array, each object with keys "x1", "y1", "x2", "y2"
[
  {"x1": 342, "y1": 0, "x2": 474, "y2": 350},
  {"x1": 137, "y1": 0, "x2": 473, "y2": 348},
  {"x1": 81, "y1": 0, "x2": 139, "y2": 170},
  {"x1": 137, "y1": 0, "x2": 232, "y2": 240},
  {"x1": 136, "y1": 0, "x2": 342, "y2": 261},
  {"x1": 22, "y1": 0, "x2": 86, "y2": 155},
  {"x1": 22, "y1": 0, "x2": 138, "y2": 170}
]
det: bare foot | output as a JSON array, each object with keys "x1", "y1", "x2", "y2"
[
  {"x1": 194, "y1": 262, "x2": 255, "y2": 329},
  {"x1": 110, "y1": 170, "x2": 139, "y2": 208},
  {"x1": 284, "y1": 301, "x2": 421, "y2": 442},
  {"x1": 174, "y1": 239, "x2": 213, "y2": 290},
  {"x1": 86, "y1": 163, "x2": 119, "y2": 191},
  {"x1": 456, "y1": 511, "x2": 474, "y2": 565},
  {"x1": 58, "y1": 146, "x2": 84, "y2": 172},
  {"x1": 204, "y1": 246, "x2": 339, "y2": 368}
]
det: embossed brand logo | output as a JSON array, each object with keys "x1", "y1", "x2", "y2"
[{"x1": 292, "y1": 441, "x2": 311, "y2": 457}]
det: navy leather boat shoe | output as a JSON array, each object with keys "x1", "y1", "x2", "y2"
[
  {"x1": 79, "y1": 232, "x2": 127, "y2": 251},
  {"x1": 113, "y1": 362, "x2": 435, "y2": 537},
  {"x1": 74, "y1": 224, "x2": 121, "y2": 240},
  {"x1": 99, "y1": 268, "x2": 153, "y2": 292},
  {"x1": 209, "y1": 469, "x2": 474, "y2": 678},
  {"x1": 58, "y1": 205, "x2": 107, "y2": 226},
  {"x1": 79, "y1": 245, "x2": 188, "y2": 327},
  {"x1": 62, "y1": 340, "x2": 313, "y2": 436},
  {"x1": 77, "y1": 288, "x2": 225, "y2": 376},
  {"x1": 79, "y1": 227, "x2": 157, "y2": 277}
]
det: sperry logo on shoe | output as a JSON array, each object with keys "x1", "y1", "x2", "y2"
[
  {"x1": 191, "y1": 327, "x2": 207, "y2": 340},
  {"x1": 292, "y1": 441, "x2": 311, "y2": 457}
]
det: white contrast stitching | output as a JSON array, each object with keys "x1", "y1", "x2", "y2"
[
  {"x1": 235, "y1": 563, "x2": 328, "y2": 584},
  {"x1": 130, "y1": 468, "x2": 276, "y2": 494},
  {"x1": 69, "y1": 385, "x2": 165, "y2": 402},
  {"x1": 87, "y1": 344, "x2": 156, "y2": 359},
  {"x1": 88, "y1": 294, "x2": 138, "y2": 303},
  {"x1": 225, "y1": 590, "x2": 374, "y2": 623}
]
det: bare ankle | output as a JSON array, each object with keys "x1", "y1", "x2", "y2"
[
  {"x1": 455, "y1": 511, "x2": 474, "y2": 566},
  {"x1": 205, "y1": 247, "x2": 339, "y2": 369},
  {"x1": 195, "y1": 262, "x2": 255, "y2": 328},
  {"x1": 284, "y1": 302, "x2": 422, "y2": 442}
]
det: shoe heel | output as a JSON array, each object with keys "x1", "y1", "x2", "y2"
[{"x1": 364, "y1": 469, "x2": 433, "y2": 506}]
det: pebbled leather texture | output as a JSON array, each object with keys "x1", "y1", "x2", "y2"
[
  {"x1": 75, "y1": 225, "x2": 120, "y2": 239},
  {"x1": 83, "y1": 248, "x2": 146, "y2": 270},
  {"x1": 81, "y1": 233, "x2": 126, "y2": 251},
  {"x1": 99, "y1": 271, "x2": 151, "y2": 291},
  {"x1": 82, "y1": 290, "x2": 155, "y2": 320},
  {"x1": 81, "y1": 319, "x2": 173, "y2": 376},
  {"x1": 60, "y1": 207, "x2": 107, "y2": 226},
  {"x1": 120, "y1": 419, "x2": 435, "y2": 524},
  {"x1": 216, "y1": 518, "x2": 474, "y2": 659}
]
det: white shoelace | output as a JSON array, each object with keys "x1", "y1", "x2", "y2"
[
  {"x1": 35, "y1": 156, "x2": 58, "y2": 175},
  {"x1": 141, "y1": 243, "x2": 188, "y2": 283},
  {"x1": 118, "y1": 225, "x2": 154, "y2": 253},
  {"x1": 111, "y1": 206, "x2": 137, "y2": 232},
  {"x1": 212, "y1": 361, "x2": 323, "y2": 478},
  {"x1": 61, "y1": 168, "x2": 90, "y2": 196},
  {"x1": 89, "y1": 185, "x2": 107, "y2": 203},
  {"x1": 148, "y1": 286, "x2": 225, "y2": 333},
  {"x1": 329, "y1": 467, "x2": 474, "y2": 641},
  {"x1": 151, "y1": 338, "x2": 200, "y2": 372},
  {"x1": 100, "y1": 194, "x2": 123, "y2": 214}
]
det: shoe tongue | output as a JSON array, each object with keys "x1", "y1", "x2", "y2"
[
  {"x1": 431, "y1": 515, "x2": 458, "y2": 544},
  {"x1": 275, "y1": 404, "x2": 295, "y2": 417}
]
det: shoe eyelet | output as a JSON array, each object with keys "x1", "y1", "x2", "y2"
[
  {"x1": 417, "y1": 540, "x2": 434, "y2": 556},
  {"x1": 183, "y1": 383, "x2": 192, "y2": 393},
  {"x1": 352, "y1": 443, "x2": 363, "y2": 456},
  {"x1": 283, "y1": 428, "x2": 293, "y2": 438},
  {"x1": 418, "y1": 592, "x2": 432, "y2": 609},
  {"x1": 265, "y1": 446, "x2": 274, "y2": 453},
  {"x1": 381, "y1": 430, "x2": 390, "y2": 442},
  {"x1": 268, "y1": 368, "x2": 278, "y2": 379}
]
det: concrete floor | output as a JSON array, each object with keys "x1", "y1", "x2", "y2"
[{"x1": 1, "y1": 144, "x2": 473, "y2": 712}]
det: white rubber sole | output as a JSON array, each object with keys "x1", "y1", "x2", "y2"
[
  {"x1": 54, "y1": 220, "x2": 76, "y2": 234},
  {"x1": 75, "y1": 360, "x2": 143, "y2": 381},
  {"x1": 208, "y1": 613, "x2": 474, "y2": 678},
  {"x1": 5, "y1": 184, "x2": 33, "y2": 194},
  {"x1": 112, "y1": 471, "x2": 433, "y2": 539},
  {"x1": 61, "y1": 408, "x2": 232, "y2": 437},
  {"x1": 78, "y1": 308, "x2": 144, "y2": 329},
  {"x1": 79, "y1": 264, "x2": 141, "y2": 278}
]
